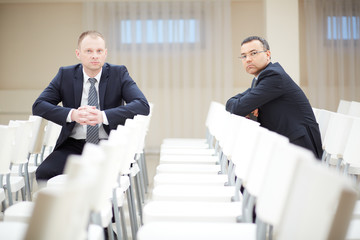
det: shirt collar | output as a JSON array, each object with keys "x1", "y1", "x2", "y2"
[{"x1": 82, "y1": 68, "x2": 102, "y2": 83}]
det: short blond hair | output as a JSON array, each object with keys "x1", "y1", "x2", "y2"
[{"x1": 77, "y1": 31, "x2": 106, "y2": 48}]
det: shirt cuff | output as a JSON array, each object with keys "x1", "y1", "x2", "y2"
[
  {"x1": 67, "y1": 109, "x2": 73, "y2": 122},
  {"x1": 102, "y1": 111, "x2": 109, "y2": 125}
]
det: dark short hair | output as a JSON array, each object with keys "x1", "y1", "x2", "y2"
[
  {"x1": 77, "y1": 30, "x2": 106, "y2": 48},
  {"x1": 241, "y1": 36, "x2": 270, "y2": 51}
]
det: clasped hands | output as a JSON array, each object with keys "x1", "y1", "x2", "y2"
[
  {"x1": 246, "y1": 108, "x2": 259, "y2": 119},
  {"x1": 71, "y1": 105, "x2": 103, "y2": 126}
]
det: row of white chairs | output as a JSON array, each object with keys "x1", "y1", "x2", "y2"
[
  {"x1": 138, "y1": 101, "x2": 359, "y2": 240},
  {"x1": 0, "y1": 116, "x2": 62, "y2": 210},
  {"x1": 313, "y1": 100, "x2": 360, "y2": 182},
  {"x1": 0, "y1": 105, "x2": 153, "y2": 240}
]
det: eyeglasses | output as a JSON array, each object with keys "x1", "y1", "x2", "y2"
[{"x1": 239, "y1": 50, "x2": 267, "y2": 60}]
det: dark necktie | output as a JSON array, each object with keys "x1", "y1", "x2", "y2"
[{"x1": 86, "y1": 78, "x2": 99, "y2": 144}]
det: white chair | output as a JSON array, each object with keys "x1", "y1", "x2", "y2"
[
  {"x1": 0, "y1": 154, "x2": 98, "y2": 240},
  {"x1": 277, "y1": 163, "x2": 357, "y2": 240},
  {"x1": 28, "y1": 115, "x2": 47, "y2": 166},
  {"x1": 142, "y1": 127, "x2": 287, "y2": 225},
  {"x1": 9, "y1": 120, "x2": 34, "y2": 201},
  {"x1": 151, "y1": 117, "x2": 262, "y2": 204},
  {"x1": 40, "y1": 120, "x2": 62, "y2": 162},
  {"x1": 316, "y1": 109, "x2": 332, "y2": 143},
  {"x1": 0, "y1": 124, "x2": 26, "y2": 206},
  {"x1": 348, "y1": 101, "x2": 360, "y2": 117},
  {"x1": 0, "y1": 125, "x2": 17, "y2": 208},
  {"x1": 343, "y1": 117, "x2": 360, "y2": 181},
  {"x1": 337, "y1": 99, "x2": 352, "y2": 114},
  {"x1": 138, "y1": 145, "x2": 357, "y2": 240},
  {"x1": 322, "y1": 112, "x2": 354, "y2": 168}
]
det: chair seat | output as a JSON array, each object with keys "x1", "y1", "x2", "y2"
[
  {"x1": 143, "y1": 201, "x2": 242, "y2": 224},
  {"x1": 161, "y1": 142, "x2": 210, "y2": 149},
  {"x1": 353, "y1": 200, "x2": 360, "y2": 219},
  {"x1": 4, "y1": 201, "x2": 35, "y2": 223},
  {"x1": 162, "y1": 138, "x2": 207, "y2": 144},
  {"x1": 160, "y1": 148, "x2": 216, "y2": 156},
  {"x1": 152, "y1": 185, "x2": 236, "y2": 202},
  {"x1": 138, "y1": 222, "x2": 256, "y2": 240},
  {"x1": 0, "y1": 222, "x2": 28, "y2": 240},
  {"x1": 46, "y1": 174, "x2": 67, "y2": 187},
  {"x1": 156, "y1": 164, "x2": 220, "y2": 175},
  {"x1": 3, "y1": 176, "x2": 25, "y2": 192},
  {"x1": 346, "y1": 219, "x2": 360, "y2": 240},
  {"x1": 160, "y1": 155, "x2": 219, "y2": 165},
  {"x1": 154, "y1": 173, "x2": 228, "y2": 187},
  {"x1": 347, "y1": 163, "x2": 360, "y2": 175},
  {"x1": 88, "y1": 224, "x2": 105, "y2": 240},
  {"x1": 10, "y1": 165, "x2": 37, "y2": 175}
]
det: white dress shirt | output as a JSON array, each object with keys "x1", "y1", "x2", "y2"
[{"x1": 67, "y1": 69, "x2": 109, "y2": 140}]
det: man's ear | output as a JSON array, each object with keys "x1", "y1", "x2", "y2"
[{"x1": 75, "y1": 49, "x2": 80, "y2": 60}]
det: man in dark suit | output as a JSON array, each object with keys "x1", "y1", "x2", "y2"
[
  {"x1": 226, "y1": 36, "x2": 322, "y2": 159},
  {"x1": 33, "y1": 31, "x2": 150, "y2": 181}
]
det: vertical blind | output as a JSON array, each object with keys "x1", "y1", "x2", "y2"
[{"x1": 304, "y1": 0, "x2": 360, "y2": 111}]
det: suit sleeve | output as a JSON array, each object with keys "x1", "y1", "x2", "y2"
[
  {"x1": 226, "y1": 70, "x2": 284, "y2": 116},
  {"x1": 104, "y1": 66, "x2": 150, "y2": 129},
  {"x1": 32, "y1": 67, "x2": 72, "y2": 126}
]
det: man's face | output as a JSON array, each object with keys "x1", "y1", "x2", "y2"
[
  {"x1": 240, "y1": 40, "x2": 271, "y2": 77},
  {"x1": 76, "y1": 35, "x2": 107, "y2": 77}
]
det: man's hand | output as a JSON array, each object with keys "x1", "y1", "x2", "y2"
[
  {"x1": 83, "y1": 105, "x2": 103, "y2": 126},
  {"x1": 245, "y1": 108, "x2": 259, "y2": 119},
  {"x1": 71, "y1": 106, "x2": 90, "y2": 125},
  {"x1": 252, "y1": 108, "x2": 259, "y2": 117},
  {"x1": 71, "y1": 105, "x2": 103, "y2": 126}
]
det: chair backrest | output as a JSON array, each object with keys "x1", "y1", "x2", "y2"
[
  {"x1": 25, "y1": 175, "x2": 92, "y2": 240},
  {"x1": 28, "y1": 115, "x2": 47, "y2": 154},
  {"x1": 323, "y1": 112, "x2": 354, "y2": 157},
  {"x1": 343, "y1": 117, "x2": 360, "y2": 166},
  {"x1": 337, "y1": 99, "x2": 351, "y2": 114},
  {"x1": 42, "y1": 120, "x2": 62, "y2": 148},
  {"x1": 232, "y1": 120, "x2": 262, "y2": 181},
  {"x1": 108, "y1": 127, "x2": 132, "y2": 174},
  {"x1": 316, "y1": 109, "x2": 332, "y2": 143},
  {"x1": 0, "y1": 125, "x2": 16, "y2": 175},
  {"x1": 256, "y1": 143, "x2": 315, "y2": 230},
  {"x1": 8, "y1": 120, "x2": 32, "y2": 164},
  {"x1": 245, "y1": 129, "x2": 289, "y2": 197},
  {"x1": 348, "y1": 101, "x2": 360, "y2": 117},
  {"x1": 277, "y1": 161, "x2": 358, "y2": 240}
]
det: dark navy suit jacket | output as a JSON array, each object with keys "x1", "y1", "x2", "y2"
[
  {"x1": 33, "y1": 63, "x2": 149, "y2": 150},
  {"x1": 226, "y1": 62, "x2": 323, "y2": 159}
]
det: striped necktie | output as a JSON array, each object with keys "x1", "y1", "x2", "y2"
[{"x1": 86, "y1": 78, "x2": 99, "y2": 144}]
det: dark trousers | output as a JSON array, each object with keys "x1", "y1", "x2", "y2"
[{"x1": 35, "y1": 138, "x2": 86, "y2": 181}]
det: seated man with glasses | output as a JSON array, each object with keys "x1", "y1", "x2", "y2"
[{"x1": 226, "y1": 36, "x2": 322, "y2": 159}]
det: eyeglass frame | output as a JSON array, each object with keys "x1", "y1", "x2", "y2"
[{"x1": 238, "y1": 50, "x2": 267, "y2": 60}]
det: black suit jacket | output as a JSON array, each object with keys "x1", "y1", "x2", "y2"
[
  {"x1": 226, "y1": 62, "x2": 323, "y2": 158},
  {"x1": 33, "y1": 63, "x2": 150, "y2": 150}
]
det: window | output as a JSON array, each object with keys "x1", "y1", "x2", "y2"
[
  {"x1": 120, "y1": 19, "x2": 199, "y2": 44},
  {"x1": 327, "y1": 16, "x2": 359, "y2": 40}
]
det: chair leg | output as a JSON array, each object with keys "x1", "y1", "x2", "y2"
[
  {"x1": 126, "y1": 178, "x2": 138, "y2": 240},
  {"x1": 134, "y1": 173, "x2": 143, "y2": 225},
  {"x1": 112, "y1": 188, "x2": 123, "y2": 240},
  {"x1": 119, "y1": 206, "x2": 128, "y2": 240},
  {"x1": 24, "y1": 162, "x2": 32, "y2": 201},
  {"x1": 140, "y1": 152, "x2": 149, "y2": 193},
  {"x1": 5, "y1": 174, "x2": 13, "y2": 206}
]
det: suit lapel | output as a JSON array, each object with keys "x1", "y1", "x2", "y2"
[
  {"x1": 99, "y1": 63, "x2": 109, "y2": 110},
  {"x1": 74, "y1": 65, "x2": 83, "y2": 108}
]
